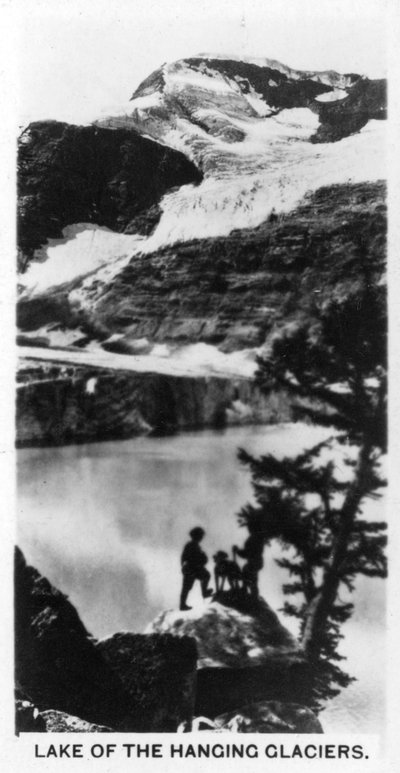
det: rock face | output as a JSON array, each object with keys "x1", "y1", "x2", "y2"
[
  {"x1": 311, "y1": 77, "x2": 386, "y2": 143},
  {"x1": 147, "y1": 593, "x2": 311, "y2": 719},
  {"x1": 14, "y1": 547, "x2": 133, "y2": 729},
  {"x1": 40, "y1": 710, "x2": 113, "y2": 733},
  {"x1": 14, "y1": 548, "x2": 197, "y2": 732},
  {"x1": 15, "y1": 698, "x2": 47, "y2": 733},
  {"x1": 16, "y1": 359, "x2": 296, "y2": 446},
  {"x1": 214, "y1": 700, "x2": 323, "y2": 733},
  {"x1": 97, "y1": 633, "x2": 197, "y2": 732},
  {"x1": 17, "y1": 120, "x2": 202, "y2": 270}
]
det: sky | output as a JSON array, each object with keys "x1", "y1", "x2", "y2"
[{"x1": 11, "y1": 0, "x2": 390, "y2": 126}]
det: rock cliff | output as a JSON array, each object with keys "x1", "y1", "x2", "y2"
[
  {"x1": 16, "y1": 358, "x2": 296, "y2": 446},
  {"x1": 18, "y1": 121, "x2": 202, "y2": 271}
]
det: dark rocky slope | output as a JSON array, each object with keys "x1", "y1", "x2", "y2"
[
  {"x1": 15, "y1": 548, "x2": 197, "y2": 732},
  {"x1": 178, "y1": 57, "x2": 345, "y2": 108},
  {"x1": 14, "y1": 546, "x2": 132, "y2": 729},
  {"x1": 88, "y1": 181, "x2": 385, "y2": 350},
  {"x1": 17, "y1": 121, "x2": 202, "y2": 270},
  {"x1": 311, "y1": 78, "x2": 386, "y2": 143},
  {"x1": 19, "y1": 181, "x2": 385, "y2": 350}
]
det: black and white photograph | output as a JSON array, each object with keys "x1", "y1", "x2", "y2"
[{"x1": 1, "y1": 0, "x2": 397, "y2": 767}]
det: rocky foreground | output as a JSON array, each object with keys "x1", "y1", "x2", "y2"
[{"x1": 15, "y1": 549, "x2": 322, "y2": 734}]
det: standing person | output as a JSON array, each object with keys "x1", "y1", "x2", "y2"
[
  {"x1": 179, "y1": 527, "x2": 212, "y2": 610},
  {"x1": 233, "y1": 530, "x2": 264, "y2": 599}
]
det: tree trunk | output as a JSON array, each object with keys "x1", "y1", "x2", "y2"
[{"x1": 301, "y1": 441, "x2": 373, "y2": 662}]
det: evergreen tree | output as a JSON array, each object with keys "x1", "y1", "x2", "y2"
[{"x1": 238, "y1": 249, "x2": 387, "y2": 708}]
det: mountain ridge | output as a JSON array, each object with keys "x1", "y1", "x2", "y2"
[{"x1": 16, "y1": 54, "x2": 387, "y2": 445}]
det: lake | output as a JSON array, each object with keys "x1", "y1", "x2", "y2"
[{"x1": 17, "y1": 423, "x2": 386, "y2": 734}]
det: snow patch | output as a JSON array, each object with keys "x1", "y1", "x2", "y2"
[
  {"x1": 18, "y1": 324, "x2": 87, "y2": 348},
  {"x1": 244, "y1": 89, "x2": 275, "y2": 117},
  {"x1": 315, "y1": 89, "x2": 348, "y2": 103},
  {"x1": 165, "y1": 65, "x2": 237, "y2": 95},
  {"x1": 130, "y1": 91, "x2": 163, "y2": 111},
  {"x1": 85, "y1": 377, "x2": 97, "y2": 395},
  {"x1": 18, "y1": 342, "x2": 259, "y2": 380},
  {"x1": 21, "y1": 225, "x2": 145, "y2": 295}
]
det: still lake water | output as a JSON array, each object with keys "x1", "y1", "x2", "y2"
[{"x1": 17, "y1": 423, "x2": 385, "y2": 734}]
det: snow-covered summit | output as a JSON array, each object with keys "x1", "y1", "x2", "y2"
[
  {"x1": 93, "y1": 55, "x2": 385, "y2": 250},
  {"x1": 18, "y1": 54, "x2": 386, "y2": 365}
]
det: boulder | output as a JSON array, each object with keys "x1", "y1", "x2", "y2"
[
  {"x1": 146, "y1": 593, "x2": 300, "y2": 668},
  {"x1": 147, "y1": 592, "x2": 312, "y2": 717},
  {"x1": 15, "y1": 699, "x2": 47, "y2": 733},
  {"x1": 214, "y1": 700, "x2": 323, "y2": 733},
  {"x1": 97, "y1": 632, "x2": 197, "y2": 732},
  {"x1": 40, "y1": 710, "x2": 113, "y2": 733}
]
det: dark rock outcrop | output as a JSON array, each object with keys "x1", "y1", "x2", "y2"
[
  {"x1": 15, "y1": 549, "x2": 199, "y2": 732},
  {"x1": 311, "y1": 78, "x2": 386, "y2": 143},
  {"x1": 214, "y1": 700, "x2": 323, "y2": 733},
  {"x1": 15, "y1": 698, "x2": 47, "y2": 733},
  {"x1": 14, "y1": 547, "x2": 133, "y2": 729},
  {"x1": 182, "y1": 57, "x2": 336, "y2": 110},
  {"x1": 16, "y1": 360, "x2": 295, "y2": 447},
  {"x1": 147, "y1": 594, "x2": 312, "y2": 719},
  {"x1": 40, "y1": 711, "x2": 113, "y2": 733},
  {"x1": 196, "y1": 661, "x2": 311, "y2": 718},
  {"x1": 17, "y1": 120, "x2": 202, "y2": 270},
  {"x1": 97, "y1": 633, "x2": 197, "y2": 732}
]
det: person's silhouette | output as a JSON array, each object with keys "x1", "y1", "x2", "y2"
[
  {"x1": 233, "y1": 530, "x2": 264, "y2": 599},
  {"x1": 180, "y1": 527, "x2": 212, "y2": 610}
]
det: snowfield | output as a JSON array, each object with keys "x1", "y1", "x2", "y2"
[
  {"x1": 18, "y1": 341, "x2": 259, "y2": 380},
  {"x1": 21, "y1": 110, "x2": 385, "y2": 297},
  {"x1": 21, "y1": 224, "x2": 145, "y2": 296}
]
